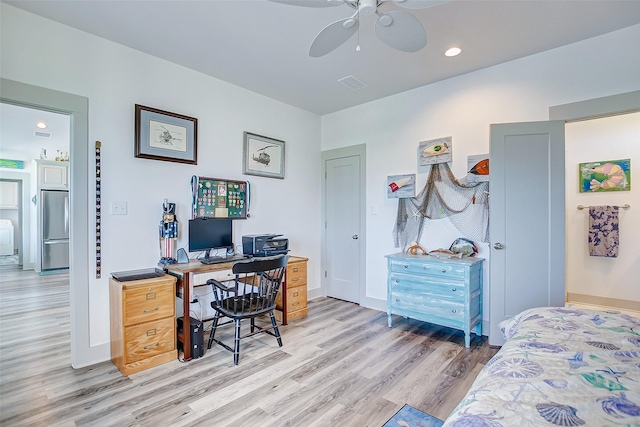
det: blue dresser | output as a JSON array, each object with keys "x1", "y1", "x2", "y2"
[{"x1": 386, "y1": 253, "x2": 484, "y2": 348}]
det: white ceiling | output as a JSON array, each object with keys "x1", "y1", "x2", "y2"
[
  {"x1": 4, "y1": 0, "x2": 640, "y2": 115},
  {"x1": 0, "y1": 103, "x2": 70, "y2": 159}
]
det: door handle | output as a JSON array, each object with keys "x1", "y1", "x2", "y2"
[
  {"x1": 352, "y1": 235, "x2": 359, "y2": 240},
  {"x1": 493, "y1": 242, "x2": 504, "y2": 250}
]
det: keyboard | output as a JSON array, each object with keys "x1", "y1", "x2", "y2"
[{"x1": 199, "y1": 255, "x2": 249, "y2": 265}]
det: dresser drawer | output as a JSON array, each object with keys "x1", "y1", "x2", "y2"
[
  {"x1": 389, "y1": 272, "x2": 465, "y2": 300},
  {"x1": 389, "y1": 290, "x2": 465, "y2": 322},
  {"x1": 388, "y1": 258, "x2": 467, "y2": 280},
  {"x1": 124, "y1": 317, "x2": 175, "y2": 364},
  {"x1": 123, "y1": 282, "x2": 175, "y2": 326},
  {"x1": 286, "y1": 262, "x2": 307, "y2": 288}
]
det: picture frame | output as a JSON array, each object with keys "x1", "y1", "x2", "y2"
[
  {"x1": 243, "y1": 132, "x2": 285, "y2": 179},
  {"x1": 134, "y1": 104, "x2": 197, "y2": 165},
  {"x1": 387, "y1": 174, "x2": 416, "y2": 198},
  {"x1": 579, "y1": 158, "x2": 630, "y2": 192},
  {"x1": 418, "y1": 136, "x2": 452, "y2": 166}
]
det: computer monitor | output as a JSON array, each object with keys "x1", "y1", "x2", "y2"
[{"x1": 188, "y1": 218, "x2": 233, "y2": 259}]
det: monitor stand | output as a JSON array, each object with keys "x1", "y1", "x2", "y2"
[{"x1": 202, "y1": 249, "x2": 224, "y2": 261}]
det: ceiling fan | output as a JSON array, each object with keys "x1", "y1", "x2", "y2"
[{"x1": 271, "y1": 0, "x2": 449, "y2": 57}]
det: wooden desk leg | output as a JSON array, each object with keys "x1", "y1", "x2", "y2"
[
  {"x1": 182, "y1": 272, "x2": 192, "y2": 361},
  {"x1": 281, "y1": 277, "x2": 288, "y2": 326}
]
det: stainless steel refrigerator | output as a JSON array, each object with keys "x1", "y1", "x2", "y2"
[{"x1": 41, "y1": 189, "x2": 69, "y2": 270}]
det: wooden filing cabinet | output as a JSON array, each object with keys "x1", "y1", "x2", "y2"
[
  {"x1": 275, "y1": 256, "x2": 308, "y2": 324},
  {"x1": 109, "y1": 275, "x2": 177, "y2": 375},
  {"x1": 386, "y1": 253, "x2": 483, "y2": 348}
]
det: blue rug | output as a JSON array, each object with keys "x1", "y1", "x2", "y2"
[{"x1": 383, "y1": 404, "x2": 444, "y2": 427}]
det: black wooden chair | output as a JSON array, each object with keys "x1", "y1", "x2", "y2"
[{"x1": 206, "y1": 255, "x2": 289, "y2": 365}]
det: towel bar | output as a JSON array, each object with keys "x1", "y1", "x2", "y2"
[{"x1": 577, "y1": 204, "x2": 630, "y2": 210}]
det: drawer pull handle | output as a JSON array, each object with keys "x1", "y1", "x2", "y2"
[
  {"x1": 144, "y1": 343, "x2": 159, "y2": 350},
  {"x1": 403, "y1": 264, "x2": 408, "y2": 268},
  {"x1": 451, "y1": 288, "x2": 456, "y2": 292},
  {"x1": 143, "y1": 307, "x2": 159, "y2": 313},
  {"x1": 451, "y1": 309, "x2": 457, "y2": 313},
  {"x1": 146, "y1": 329, "x2": 157, "y2": 336},
  {"x1": 395, "y1": 298, "x2": 400, "y2": 302},
  {"x1": 442, "y1": 269, "x2": 446, "y2": 273},
  {"x1": 293, "y1": 291, "x2": 299, "y2": 297},
  {"x1": 394, "y1": 280, "x2": 399, "y2": 284},
  {"x1": 292, "y1": 278, "x2": 300, "y2": 282},
  {"x1": 292, "y1": 267, "x2": 299, "y2": 272},
  {"x1": 146, "y1": 292, "x2": 156, "y2": 300}
]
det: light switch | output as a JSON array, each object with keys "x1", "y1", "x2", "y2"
[{"x1": 111, "y1": 201, "x2": 128, "y2": 215}]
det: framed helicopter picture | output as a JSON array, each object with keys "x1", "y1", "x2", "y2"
[
  {"x1": 243, "y1": 131, "x2": 285, "y2": 179},
  {"x1": 134, "y1": 104, "x2": 198, "y2": 164}
]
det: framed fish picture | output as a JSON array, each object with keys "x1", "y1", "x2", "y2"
[
  {"x1": 387, "y1": 174, "x2": 415, "y2": 198},
  {"x1": 467, "y1": 154, "x2": 489, "y2": 183},
  {"x1": 419, "y1": 136, "x2": 452, "y2": 166},
  {"x1": 579, "y1": 158, "x2": 630, "y2": 192}
]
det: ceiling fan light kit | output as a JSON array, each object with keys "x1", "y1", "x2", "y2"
[{"x1": 272, "y1": 0, "x2": 449, "y2": 57}]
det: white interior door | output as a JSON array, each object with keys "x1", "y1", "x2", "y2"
[
  {"x1": 489, "y1": 120, "x2": 565, "y2": 345},
  {"x1": 324, "y1": 154, "x2": 362, "y2": 303}
]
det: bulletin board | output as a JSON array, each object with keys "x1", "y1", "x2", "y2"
[{"x1": 191, "y1": 175, "x2": 249, "y2": 219}]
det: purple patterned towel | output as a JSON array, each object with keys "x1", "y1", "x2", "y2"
[{"x1": 588, "y1": 206, "x2": 619, "y2": 257}]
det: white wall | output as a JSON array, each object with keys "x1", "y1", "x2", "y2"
[
  {"x1": 1, "y1": 4, "x2": 321, "y2": 356},
  {"x1": 566, "y1": 112, "x2": 640, "y2": 305},
  {"x1": 321, "y1": 24, "x2": 640, "y2": 328}
]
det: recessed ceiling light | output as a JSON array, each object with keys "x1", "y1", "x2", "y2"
[
  {"x1": 445, "y1": 47, "x2": 462, "y2": 57},
  {"x1": 36, "y1": 122, "x2": 47, "y2": 129}
]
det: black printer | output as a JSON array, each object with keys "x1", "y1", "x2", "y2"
[{"x1": 242, "y1": 234, "x2": 289, "y2": 257}]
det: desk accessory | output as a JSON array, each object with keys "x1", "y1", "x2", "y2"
[{"x1": 177, "y1": 248, "x2": 188, "y2": 263}]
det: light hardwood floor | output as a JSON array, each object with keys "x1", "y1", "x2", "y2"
[{"x1": 0, "y1": 265, "x2": 497, "y2": 426}]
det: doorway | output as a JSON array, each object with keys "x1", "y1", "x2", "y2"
[
  {"x1": 321, "y1": 144, "x2": 366, "y2": 304},
  {"x1": 488, "y1": 90, "x2": 640, "y2": 345},
  {"x1": 0, "y1": 102, "x2": 71, "y2": 272},
  {"x1": 0, "y1": 179, "x2": 21, "y2": 266},
  {"x1": 1, "y1": 78, "x2": 99, "y2": 368}
]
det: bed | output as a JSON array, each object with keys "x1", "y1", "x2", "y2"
[{"x1": 443, "y1": 306, "x2": 640, "y2": 426}]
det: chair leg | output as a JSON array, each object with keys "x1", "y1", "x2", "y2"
[
  {"x1": 250, "y1": 317, "x2": 255, "y2": 333},
  {"x1": 207, "y1": 312, "x2": 220, "y2": 349},
  {"x1": 269, "y1": 311, "x2": 283, "y2": 347},
  {"x1": 234, "y1": 318, "x2": 241, "y2": 365}
]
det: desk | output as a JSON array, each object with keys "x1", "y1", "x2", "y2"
[{"x1": 164, "y1": 255, "x2": 308, "y2": 361}]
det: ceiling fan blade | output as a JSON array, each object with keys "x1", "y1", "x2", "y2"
[
  {"x1": 269, "y1": 0, "x2": 343, "y2": 7},
  {"x1": 375, "y1": 11, "x2": 426, "y2": 52},
  {"x1": 309, "y1": 18, "x2": 358, "y2": 57},
  {"x1": 391, "y1": 0, "x2": 450, "y2": 10}
]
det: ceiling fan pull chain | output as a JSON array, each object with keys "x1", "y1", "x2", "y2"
[{"x1": 356, "y1": 7, "x2": 361, "y2": 51}]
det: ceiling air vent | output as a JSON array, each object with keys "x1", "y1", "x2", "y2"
[
  {"x1": 34, "y1": 131, "x2": 52, "y2": 138},
  {"x1": 338, "y1": 75, "x2": 367, "y2": 91}
]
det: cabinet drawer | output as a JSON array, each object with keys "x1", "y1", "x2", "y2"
[
  {"x1": 389, "y1": 272, "x2": 465, "y2": 300},
  {"x1": 389, "y1": 291, "x2": 465, "y2": 322},
  {"x1": 388, "y1": 258, "x2": 467, "y2": 280},
  {"x1": 124, "y1": 317, "x2": 175, "y2": 364},
  {"x1": 286, "y1": 262, "x2": 307, "y2": 288},
  {"x1": 123, "y1": 282, "x2": 174, "y2": 326},
  {"x1": 275, "y1": 284, "x2": 307, "y2": 311},
  {"x1": 287, "y1": 286, "x2": 307, "y2": 311}
]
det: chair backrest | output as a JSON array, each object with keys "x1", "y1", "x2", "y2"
[{"x1": 213, "y1": 255, "x2": 289, "y2": 316}]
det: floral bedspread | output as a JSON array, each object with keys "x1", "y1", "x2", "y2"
[{"x1": 443, "y1": 307, "x2": 640, "y2": 426}]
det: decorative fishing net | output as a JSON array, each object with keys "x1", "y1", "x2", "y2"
[{"x1": 393, "y1": 163, "x2": 490, "y2": 250}]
